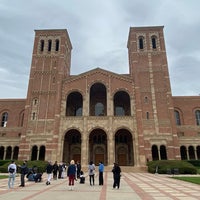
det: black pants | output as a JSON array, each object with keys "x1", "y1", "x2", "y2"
[
  {"x1": 113, "y1": 175, "x2": 120, "y2": 188},
  {"x1": 89, "y1": 175, "x2": 94, "y2": 185},
  {"x1": 21, "y1": 174, "x2": 25, "y2": 186},
  {"x1": 99, "y1": 172, "x2": 103, "y2": 185}
]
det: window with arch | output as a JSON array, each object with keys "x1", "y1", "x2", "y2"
[
  {"x1": 55, "y1": 39, "x2": 59, "y2": 51},
  {"x1": 90, "y1": 83, "x2": 107, "y2": 116},
  {"x1": 32, "y1": 112, "x2": 36, "y2": 120},
  {"x1": 151, "y1": 145, "x2": 159, "y2": 160},
  {"x1": 195, "y1": 110, "x2": 200, "y2": 125},
  {"x1": 138, "y1": 36, "x2": 144, "y2": 50},
  {"x1": 1, "y1": 112, "x2": 8, "y2": 127},
  {"x1": 33, "y1": 98, "x2": 38, "y2": 106},
  {"x1": 66, "y1": 92, "x2": 83, "y2": 116},
  {"x1": 40, "y1": 40, "x2": 44, "y2": 51},
  {"x1": 114, "y1": 91, "x2": 131, "y2": 116},
  {"x1": 180, "y1": 145, "x2": 187, "y2": 160},
  {"x1": 48, "y1": 40, "x2": 52, "y2": 51},
  {"x1": 151, "y1": 36, "x2": 157, "y2": 49},
  {"x1": 31, "y1": 145, "x2": 38, "y2": 161},
  {"x1": 160, "y1": 145, "x2": 167, "y2": 160},
  {"x1": 174, "y1": 110, "x2": 181, "y2": 125},
  {"x1": 144, "y1": 96, "x2": 148, "y2": 103},
  {"x1": 146, "y1": 112, "x2": 149, "y2": 119}
]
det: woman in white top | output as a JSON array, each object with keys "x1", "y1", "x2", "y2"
[{"x1": 88, "y1": 161, "x2": 95, "y2": 186}]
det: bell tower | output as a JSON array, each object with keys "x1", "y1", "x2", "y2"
[
  {"x1": 19, "y1": 29, "x2": 72, "y2": 160},
  {"x1": 127, "y1": 26, "x2": 180, "y2": 162}
]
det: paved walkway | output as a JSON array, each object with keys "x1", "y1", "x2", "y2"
[{"x1": 0, "y1": 172, "x2": 200, "y2": 200}]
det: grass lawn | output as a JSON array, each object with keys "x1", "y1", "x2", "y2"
[
  {"x1": 0, "y1": 175, "x2": 8, "y2": 179},
  {"x1": 172, "y1": 177, "x2": 200, "y2": 185}
]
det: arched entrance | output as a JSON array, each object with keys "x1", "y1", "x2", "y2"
[
  {"x1": 63, "y1": 129, "x2": 81, "y2": 164},
  {"x1": 89, "y1": 129, "x2": 107, "y2": 165},
  {"x1": 115, "y1": 129, "x2": 134, "y2": 166}
]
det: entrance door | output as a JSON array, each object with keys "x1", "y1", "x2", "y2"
[
  {"x1": 118, "y1": 154, "x2": 126, "y2": 166},
  {"x1": 73, "y1": 154, "x2": 81, "y2": 163},
  {"x1": 95, "y1": 154, "x2": 104, "y2": 165}
]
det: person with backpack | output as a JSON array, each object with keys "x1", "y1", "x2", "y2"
[
  {"x1": 88, "y1": 161, "x2": 95, "y2": 186},
  {"x1": 8, "y1": 160, "x2": 17, "y2": 189}
]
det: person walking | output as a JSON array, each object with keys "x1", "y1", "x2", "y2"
[
  {"x1": 18, "y1": 161, "x2": 28, "y2": 187},
  {"x1": 112, "y1": 163, "x2": 121, "y2": 189},
  {"x1": 46, "y1": 161, "x2": 53, "y2": 185},
  {"x1": 98, "y1": 161, "x2": 104, "y2": 185},
  {"x1": 67, "y1": 160, "x2": 76, "y2": 190},
  {"x1": 88, "y1": 161, "x2": 95, "y2": 186},
  {"x1": 8, "y1": 160, "x2": 17, "y2": 189}
]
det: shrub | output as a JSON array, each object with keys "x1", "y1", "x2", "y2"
[
  {"x1": 0, "y1": 160, "x2": 48, "y2": 173},
  {"x1": 147, "y1": 160, "x2": 197, "y2": 174}
]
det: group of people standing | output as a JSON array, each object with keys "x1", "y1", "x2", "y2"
[{"x1": 7, "y1": 159, "x2": 122, "y2": 190}]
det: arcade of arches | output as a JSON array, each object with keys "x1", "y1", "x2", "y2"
[{"x1": 62, "y1": 128, "x2": 134, "y2": 166}]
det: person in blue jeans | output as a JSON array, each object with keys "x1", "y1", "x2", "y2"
[{"x1": 8, "y1": 160, "x2": 17, "y2": 189}]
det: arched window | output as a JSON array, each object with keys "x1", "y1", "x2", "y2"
[
  {"x1": 152, "y1": 145, "x2": 159, "y2": 160},
  {"x1": 174, "y1": 110, "x2": 181, "y2": 125},
  {"x1": 48, "y1": 40, "x2": 52, "y2": 51},
  {"x1": 180, "y1": 146, "x2": 187, "y2": 160},
  {"x1": 196, "y1": 146, "x2": 200, "y2": 160},
  {"x1": 90, "y1": 83, "x2": 107, "y2": 116},
  {"x1": 31, "y1": 145, "x2": 38, "y2": 161},
  {"x1": 5, "y1": 146, "x2": 12, "y2": 160},
  {"x1": 0, "y1": 146, "x2": 5, "y2": 160},
  {"x1": 151, "y1": 36, "x2": 157, "y2": 49},
  {"x1": 160, "y1": 145, "x2": 167, "y2": 160},
  {"x1": 39, "y1": 146, "x2": 45, "y2": 161},
  {"x1": 139, "y1": 37, "x2": 144, "y2": 50},
  {"x1": 66, "y1": 92, "x2": 83, "y2": 116},
  {"x1": 188, "y1": 146, "x2": 195, "y2": 160},
  {"x1": 144, "y1": 96, "x2": 148, "y2": 103},
  {"x1": 32, "y1": 112, "x2": 36, "y2": 120},
  {"x1": 40, "y1": 40, "x2": 44, "y2": 51},
  {"x1": 195, "y1": 110, "x2": 200, "y2": 125},
  {"x1": 146, "y1": 112, "x2": 149, "y2": 119},
  {"x1": 1, "y1": 112, "x2": 8, "y2": 127},
  {"x1": 114, "y1": 91, "x2": 131, "y2": 116},
  {"x1": 55, "y1": 39, "x2": 59, "y2": 51}
]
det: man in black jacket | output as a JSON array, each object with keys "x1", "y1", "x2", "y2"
[
  {"x1": 112, "y1": 163, "x2": 121, "y2": 189},
  {"x1": 19, "y1": 161, "x2": 28, "y2": 187}
]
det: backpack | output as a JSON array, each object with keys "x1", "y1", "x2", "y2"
[{"x1": 9, "y1": 168, "x2": 15, "y2": 173}]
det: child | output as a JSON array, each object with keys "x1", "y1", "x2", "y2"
[{"x1": 79, "y1": 171, "x2": 85, "y2": 184}]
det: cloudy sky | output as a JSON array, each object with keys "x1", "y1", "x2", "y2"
[{"x1": 0, "y1": 0, "x2": 200, "y2": 98}]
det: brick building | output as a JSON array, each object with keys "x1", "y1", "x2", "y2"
[{"x1": 0, "y1": 26, "x2": 200, "y2": 169}]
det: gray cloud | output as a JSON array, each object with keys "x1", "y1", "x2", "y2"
[{"x1": 0, "y1": 0, "x2": 200, "y2": 98}]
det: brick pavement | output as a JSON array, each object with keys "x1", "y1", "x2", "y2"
[{"x1": 0, "y1": 172, "x2": 200, "y2": 200}]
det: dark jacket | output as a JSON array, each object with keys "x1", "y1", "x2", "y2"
[
  {"x1": 112, "y1": 164, "x2": 121, "y2": 178},
  {"x1": 46, "y1": 163, "x2": 53, "y2": 174},
  {"x1": 67, "y1": 164, "x2": 76, "y2": 176},
  {"x1": 20, "y1": 163, "x2": 28, "y2": 175}
]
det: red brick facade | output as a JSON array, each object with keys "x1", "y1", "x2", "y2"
[{"x1": 0, "y1": 26, "x2": 200, "y2": 168}]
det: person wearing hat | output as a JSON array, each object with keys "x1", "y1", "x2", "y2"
[{"x1": 112, "y1": 163, "x2": 121, "y2": 189}]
